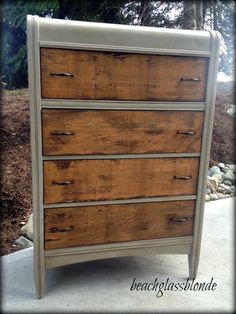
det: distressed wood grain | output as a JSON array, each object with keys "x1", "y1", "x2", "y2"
[
  {"x1": 44, "y1": 200, "x2": 195, "y2": 249},
  {"x1": 43, "y1": 158, "x2": 199, "y2": 204},
  {"x1": 42, "y1": 109, "x2": 204, "y2": 155},
  {"x1": 41, "y1": 48, "x2": 208, "y2": 101}
]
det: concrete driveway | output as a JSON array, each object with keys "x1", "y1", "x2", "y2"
[{"x1": 1, "y1": 197, "x2": 235, "y2": 313}]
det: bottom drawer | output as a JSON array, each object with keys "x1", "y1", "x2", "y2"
[{"x1": 44, "y1": 200, "x2": 195, "y2": 250}]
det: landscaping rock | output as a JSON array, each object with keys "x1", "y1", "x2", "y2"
[
  {"x1": 14, "y1": 236, "x2": 33, "y2": 249},
  {"x1": 218, "y1": 163, "x2": 225, "y2": 171},
  {"x1": 224, "y1": 186, "x2": 233, "y2": 194},
  {"x1": 209, "y1": 193, "x2": 218, "y2": 201},
  {"x1": 224, "y1": 170, "x2": 235, "y2": 183},
  {"x1": 207, "y1": 181, "x2": 216, "y2": 193},
  {"x1": 227, "y1": 105, "x2": 235, "y2": 118},
  {"x1": 208, "y1": 176, "x2": 220, "y2": 190},
  {"x1": 224, "y1": 164, "x2": 230, "y2": 172},
  {"x1": 208, "y1": 166, "x2": 222, "y2": 177},
  {"x1": 229, "y1": 186, "x2": 236, "y2": 193},
  {"x1": 212, "y1": 173, "x2": 223, "y2": 183},
  {"x1": 224, "y1": 180, "x2": 233, "y2": 186},
  {"x1": 228, "y1": 164, "x2": 236, "y2": 173},
  {"x1": 206, "y1": 163, "x2": 236, "y2": 201},
  {"x1": 216, "y1": 193, "x2": 225, "y2": 199},
  {"x1": 219, "y1": 183, "x2": 226, "y2": 188},
  {"x1": 20, "y1": 213, "x2": 33, "y2": 241},
  {"x1": 217, "y1": 186, "x2": 225, "y2": 193}
]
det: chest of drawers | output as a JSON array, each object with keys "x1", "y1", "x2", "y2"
[{"x1": 27, "y1": 15, "x2": 220, "y2": 298}]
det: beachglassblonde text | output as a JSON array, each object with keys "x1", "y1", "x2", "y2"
[{"x1": 130, "y1": 277, "x2": 217, "y2": 298}]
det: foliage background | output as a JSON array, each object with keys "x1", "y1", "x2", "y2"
[{"x1": 0, "y1": 0, "x2": 235, "y2": 89}]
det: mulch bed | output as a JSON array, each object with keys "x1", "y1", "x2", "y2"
[
  {"x1": 0, "y1": 82, "x2": 235, "y2": 255},
  {"x1": 210, "y1": 82, "x2": 235, "y2": 166},
  {"x1": 1, "y1": 89, "x2": 32, "y2": 255}
]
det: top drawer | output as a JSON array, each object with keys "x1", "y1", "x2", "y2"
[{"x1": 40, "y1": 48, "x2": 208, "y2": 101}]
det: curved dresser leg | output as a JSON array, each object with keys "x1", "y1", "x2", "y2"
[
  {"x1": 34, "y1": 266, "x2": 44, "y2": 299},
  {"x1": 188, "y1": 253, "x2": 198, "y2": 280},
  {"x1": 34, "y1": 242, "x2": 45, "y2": 299}
]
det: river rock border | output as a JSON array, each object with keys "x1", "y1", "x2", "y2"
[{"x1": 206, "y1": 163, "x2": 236, "y2": 201}]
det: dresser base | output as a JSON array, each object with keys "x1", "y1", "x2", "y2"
[{"x1": 34, "y1": 236, "x2": 194, "y2": 298}]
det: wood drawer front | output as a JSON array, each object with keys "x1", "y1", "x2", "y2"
[
  {"x1": 42, "y1": 110, "x2": 204, "y2": 155},
  {"x1": 43, "y1": 158, "x2": 199, "y2": 204},
  {"x1": 41, "y1": 48, "x2": 208, "y2": 101},
  {"x1": 44, "y1": 200, "x2": 195, "y2": 250}
]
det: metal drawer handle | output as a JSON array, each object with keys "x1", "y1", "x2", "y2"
[
  {"x1": 50, "y1": 72, "x2": 74, "y2": 77},
  {"x1": 177, "y1": 131, "x2": 196, "y2": 135},
  {"x1": 180, "y1": 77, "x2": 201, "y2": 82},
  {"x1": 174, "y1": 176, "x2": 192, "y2": 180},
  {"x1": 51, "y1": 131, "x2": 74, "y2": 136},
  {"x1": 49, "y1": 226, "x2": 74, "y2": 233},
  {"x1": 170, "y1": 217, "x2": 188, "y2": 223},
  {"x1": 52, "y1": 180, "x2": 74, "y2": 185}
]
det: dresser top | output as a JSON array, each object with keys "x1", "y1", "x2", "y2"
[{"x1": 28, "y1": 15, "x2": 218, "y2": 56}]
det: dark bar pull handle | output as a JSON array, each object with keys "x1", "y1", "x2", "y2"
[
  {"x1": 51, "y1": 131, "x2": 74, "y2": 136},
  {"x1": 170, "y1": 217, "x2": 188, "y2": 223},
  {"x1": 174, "y1": 176, "x2": 192, "y2": 180},
  {"x1": 177, "y1": 131, "x2": 196, "y2": 135},
  {"x1": 49, "y1": 226, "x2": 74, "y2": 233},
  {"x1": 180, "y1": 77, "x2": 201, "y2": 82},
  {"x1": 50, "y1": 72, "x2": 74, "y2": 77},
  {"x1": 52, "y1": 180, "x2": 74, "y2": 185}
]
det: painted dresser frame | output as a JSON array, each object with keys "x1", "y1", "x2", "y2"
[{"x1": 27, "y1": 15, "x2": 220, "y2": 298}]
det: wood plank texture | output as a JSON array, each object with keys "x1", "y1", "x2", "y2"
[
  {"x1": 42, "y1": 109, "x2": 204, "y2": 155},
  {"x1": 41, "y1": 48, "x2": 208, "y2": 101},
  {"x1": 44, "y1": 200, "x2": 195, "y2": 249},
  {"x1": 43, "y1": 158, "x2": 199, "y2": 204}
]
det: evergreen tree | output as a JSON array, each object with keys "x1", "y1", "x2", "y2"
[
  {"x1": 0, "y1": 0, "x2": 235, "y2": 89},
  {"x1": 1, "y1": 0, "x2": 59, "y2": 88}
]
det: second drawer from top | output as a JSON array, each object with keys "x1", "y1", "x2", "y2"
[{"x1": 42, "y1": 110, "x2": 204, "y2": 155}]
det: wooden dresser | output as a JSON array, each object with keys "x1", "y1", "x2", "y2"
[{"x1": 27, "y1": 15, "x2": 220, "y2": 298}]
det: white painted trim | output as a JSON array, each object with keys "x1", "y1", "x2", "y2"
[
  {"x1": 43, "y1": 153, "x2": 201, "y2": 160},
  {"x1": 39, "y1": 41, "x2": 211, "y2": 57},
  {"x1": 45, "y1": 243, "x2": 192, "y2": 269},
  {"x1": 38, "y1": 17, "x2": 211, "y2": 54},
  {"x1": 45, "y1": 237, "x2": 193, "y2": 269},
  {"x1": 27, "y1": 15, "x2": 44, "y2": 299},
  {"x1": 189, "y1": 30, "x2": 220, "y2": 279},
  {"x1": 44, "y1": 195, "x2": 197, "y2": 209},
  {"x1": 45, "y1": 236, "x2": 193, "y2": 256},
  {"x1": 41, "y1": 100, "x2": 205, "y2": 111}
]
